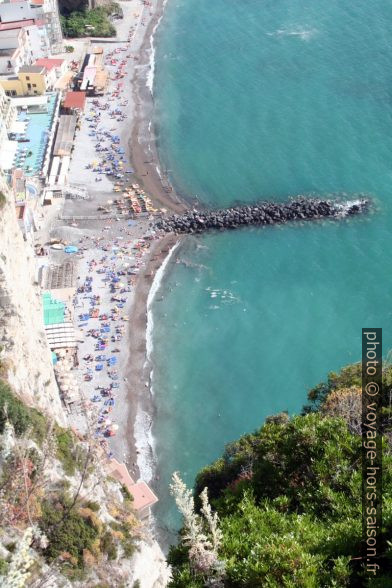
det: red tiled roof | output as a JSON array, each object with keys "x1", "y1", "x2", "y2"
[
  {"x1": 34, "y1": 58, "x2": 64, "y2": 71},
  {"x1": 106, "y1": 459, "x2": 158, "y2": 512},
  {"x1": 129, "y1": 481, "x2": 158, "y2": 511},
  {"x1": 0, "y1": 19, "x2": 35, "y2": 31},
  {"x1": 63, "y1": 91, "x2": 86, "y2": 110}
]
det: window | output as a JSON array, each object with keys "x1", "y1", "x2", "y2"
[
  {"x1": 32, "y1": 84, "x2": 37, "y2": 87},
  {"x1": 34, "y1": 90, "x2": 37, "y2": 94},
  {"x1": 26, "y1": 76, "x2": 30, "y2": 80},
  {"x1": 27, "y1": 83, "x2": 31, "y2": 89}
]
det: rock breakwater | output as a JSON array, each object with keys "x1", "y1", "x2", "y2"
[{"x1": 156, "y1": 196, "x2": 370, "y2": 234}]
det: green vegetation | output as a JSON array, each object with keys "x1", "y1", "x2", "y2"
[
  {"x1": 0, "y1": 382, "x2": 140, "y2": 581},
  {"x1": 109, "y1": 520, "x2": 137, "y2": 558},
  {"x1": 55, "y1": 428, "x2": 86, "y2": 476},
  {"x1": 60, "y1": 4, "x2": 120, "y2": 38},
  {"x1": 40, "y1": 494, "x2": 99, "y2": 567},
  {"x1": 0, "y1": 191, "x2": 6, "y2": 208},
  {"x1": 120, "y1": 483, "x2": 134, "y2": 503},
  {"x1": 0, "y1": 558, "x2": 8, "y2": 576},
  {"x1": 100, "y1": 529, "x2": 117, "y2": 560},
  {"x1": 0, "y1": 378, "x2": 46, "y2": 443},
  {"x1": 84, "y1": 500, "x2": 100, "y2": 512},
  {"x1": 168, "y1": 364, "x2": 392, "y2": 587}
]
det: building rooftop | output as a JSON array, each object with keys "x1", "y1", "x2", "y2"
[
  {"x1": 129, "y1": 481, "x2": 159, "y2": 512},
  {"x1": 19, "y1": 65, "x2": 45, "y2": 74},
  {"x1": 0, "y1": 48, "x2": 15, "y2": 57},
  {"x1": 63, "y1": 90, "x2": 86, "y2": 110},
  {"x1": 34, "y1": 58, "x2": 64, "y2": 71},
  {"x1": 0, "y1": 19, "x2": 35, "y2": 31},
  {"x1": 106, "y1": 459, "x2": 159, "y2": 515}
]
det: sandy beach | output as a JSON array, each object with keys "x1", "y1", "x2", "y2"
[
  {"x1": 50, "y1": 0, "x2": 186, "y2": 494},
  {"x1": 129, "y1": 0, "x2": 188, "y2": 214}
]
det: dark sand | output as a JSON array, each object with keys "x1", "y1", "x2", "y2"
[
  {"x1": 123, "y1": 0, "x2": 189, "y2": 482},
  {"x1": 129, "y1": 0, "x2": 188, "y2": 215}
]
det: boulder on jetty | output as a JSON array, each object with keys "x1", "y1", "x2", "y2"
[{"x1": 155, "y1": 196, "x2": 370, "y2": 234}]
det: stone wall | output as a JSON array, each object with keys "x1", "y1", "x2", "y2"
[{"x1": 0, "y1": 184, "x2": 66, "y2": 425}]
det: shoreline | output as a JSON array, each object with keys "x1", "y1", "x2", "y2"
[
  {"x1": 124, "y1": 234, "x2": 180, "y2": 484},
  {"x1": 129, "y1": 0, "x2": 188, "y2": 214},
  {"x1": 45, "y1": 0, "x2": 186, "y2": 542},
  {"x1": 123, "y1": 0, "x2": 187, "y2": 493}
]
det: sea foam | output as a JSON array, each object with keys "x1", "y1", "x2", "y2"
[
  {"x1": 146, "y1": 0, "x2": 168, "y2": 94},
  {"x1": 137, "y1": 240, "x2": 180, "y2": 483},
  {"x1": 146, "y1": 240, "x2": 180, "y2": 364},
  {"x1": 267, "y1": 27, "x2": 318, "y2": 41}
]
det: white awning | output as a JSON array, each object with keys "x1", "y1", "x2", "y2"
[
  {"x1": 45, "y1": 322, "x2": 78, "y2": 349},
  {"x1": 0, "y1": 139, "x2": 18, "y2": 171},
  {"x1": 9, "y1": 120, "x2": 27, "y2": 133},
  {"x1": 10, "y1": 95, "x2": 48, "y2": 108}
]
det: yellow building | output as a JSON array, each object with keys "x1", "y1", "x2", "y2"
[{"x1": 0, "y1": 65, "x2": 49, "y2": 97}]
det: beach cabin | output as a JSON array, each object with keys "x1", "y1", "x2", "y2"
[{"x1": 106, "y1": 458, "x2": 159, "y2": 519}]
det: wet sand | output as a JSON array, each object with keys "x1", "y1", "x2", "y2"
[
  {"x1": 129, "y1": 0, "x2": 188, "y2": 214},
  {"x1": 124, "y1": 233, "x2": 180, "y2": 481}
]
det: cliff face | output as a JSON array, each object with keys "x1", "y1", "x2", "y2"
[
  {"x1": 58, "y1": 0, "x2": 87, "y2": 15},
  {"x1": 59, "y1": 0, "x2": 113, "y2": 15},
  {"x1": 0, "y1": 189, "x2": 66, "y2": 426},
  {"x1": 0, "y1": 187, "x2": 171, "y2": 586}
]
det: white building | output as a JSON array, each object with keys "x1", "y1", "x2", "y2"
[
  {"x1": 0, "y1": 0, "x2": 62, "y2": 55},
  {"x1": 0, "y1": 84, "x2": 17, "y2": 171},
  {"x1": 0, "y1": 28, "x2": 32, "y2": 75}
]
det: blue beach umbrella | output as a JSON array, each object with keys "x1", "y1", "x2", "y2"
[{"x1": 64, "y1": 245, "x2": 79, "y2": 254}]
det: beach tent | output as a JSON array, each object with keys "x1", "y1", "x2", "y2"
[{"x1": 43, "y1": 292, "x2": 65, "y2": 326}]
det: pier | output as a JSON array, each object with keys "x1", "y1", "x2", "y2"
[{"x1": 156, "y1": 196, "x2": 370, "y2": 234}]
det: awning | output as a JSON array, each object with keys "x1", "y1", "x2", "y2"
[
  {"x1": 55, "y1": 71, "x2": 74, "y2": 91},
  {"x1": 45, "y1": 322, "x2": 78, "y2": 349},
  {"x1": 53, "y1": 115, "x2": 77, "y2": 157},
  {"x1": 0, "y1": 140, "x2": 18, "y2": 171},
  {"x1": 9, "y1": 120, "x2": 27, "y2": 134},
  {"x1": 10, "y1": 95, "x2": 48, "y2": 108}
]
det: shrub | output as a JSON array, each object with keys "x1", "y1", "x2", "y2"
[
  {"x1": 40, "y1": 496, "x2": 99, "y2": 568},
  {"x1": 0, "y1": 379, "x2": 47, "y2": 443},
  {"x1": 120, "y1": 484, "x2": 133, "y2": 503},
  {"x1": 61, "y1": 6, "x2": 116, "y2": 38},
  {"x1": 100, "y1": 529, "x2": 117, "y2": 560},
  {"x1": 0, "y1": 192, "x2": 6, "y2": 208},
  {"x1": 55, "y1": 427, "x2": 86, "y2": 476},
  {"x1": 0, "y1": 558, "x2": 8, "y2": 576},
  {"x1": 109, "y1": 520, "x2": 136, "y2": 558},
  {"x1": 55, "y1": 429, "x2": 76, "y2": 475},
  {"x1": 84, "y1": 500, "x2": 100, "y2": 512}
]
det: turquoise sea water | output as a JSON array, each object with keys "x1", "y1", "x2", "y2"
[{"x1": 151, "y1": 0, "x2": 392, "y2": 540}]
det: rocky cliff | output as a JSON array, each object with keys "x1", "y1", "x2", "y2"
[
  {"x1": 0, "y1": 184, "x2": 171, "y2": 586},
  {"x1": 59, "y1": 0, "x2": 114, "y2": 15},
  {"x1": 0, "y1": 185, "x2": 66, "y2": 426}
]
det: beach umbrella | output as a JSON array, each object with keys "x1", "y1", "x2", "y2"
[
  {"x1": 64, "y1": 245, "x2": 79, "y2": 254},
  {"x1": 111, "y1": 423, "x2": 119, "y2": 431}
]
